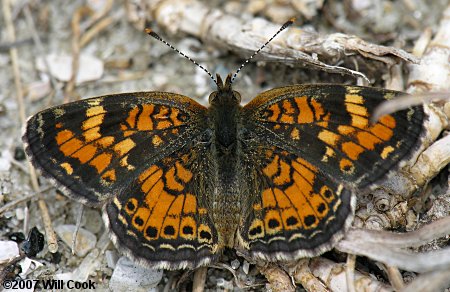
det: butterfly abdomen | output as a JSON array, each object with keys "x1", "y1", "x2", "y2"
[{"x1": 207, "y1": 91, "x2": 244, "y2": 247}]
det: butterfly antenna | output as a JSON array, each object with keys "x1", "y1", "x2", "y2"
[
  {"x1": 145, "y1": 28, "x2": 218, "y2": 86},
  {"x1": 231, "y1": 18, "x2": 295, "y2": 83}
]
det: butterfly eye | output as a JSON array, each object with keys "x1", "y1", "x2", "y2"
[
  {"x1": 208, "y1": 92, "x2": 218, "y2": 104},
  {"x1": 232, "y1": 91, "x2": 241, "y2": 103}
]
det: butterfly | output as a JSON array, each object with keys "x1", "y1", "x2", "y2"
[{"x1": 23, "y1": 20, "x2": 426, "y2": 269}]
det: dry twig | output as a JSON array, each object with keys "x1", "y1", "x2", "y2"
[
  {"x1": 336, "y1": 220, "x2": 450, "y2": 273},
  {"x1": 0, "y1": 187, "x2": 52, "y2": 216},
  {"x1": 257, "y1": 263, "x2": 295, "y2": 292}
]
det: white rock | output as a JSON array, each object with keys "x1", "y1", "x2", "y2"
[
  {"x1": 0, "y1": 241, "x2": 19, "y2": 263},
  {"x1": 242, "y1": 260, "x2": 250, "y2": 274},
  {"x1": 19, "y1": 257, "x2": 44, "y2": 278},
  {"x1": 231, "y1": 259, "x2": 240, "y2": 269},
  {"x1": 0, "y1": 150, "x2": 12, "y2": 172},
  {"x1": 105, "y1": 250, "x2": 118, "y2": 269},
  {"x1": 36, "y1": 53, "x2": 103, "y2": 84},
  {"x1": 15, "y1": 208, "x2": 25, "y2": 221}
]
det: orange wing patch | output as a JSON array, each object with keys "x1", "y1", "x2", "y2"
[
  {"x1": 317, "y1": 95, "x2": 398, "y2": 167},
  {"x1": 136, "y1": 105, "x2": 154, "y2": 130},
  {"x1": 293, "y1": 96, "x2": 314, "y2": 123},
  {"x1": 259, "y1": 92, "x2": 400, "y2": 175},
  {"x1": 247, "y1": 149, "x2": 345, "y2": 243},
  {"x1": 52, "y1": 102, "x2": 191, "y2": 184},
  {"x1": 121, "y1": 104, "x2": 188, "y2": 140},
  {"x1": 258, "y1": 151, "x2": 333, "y2": 238},
  {"x1": 342, "y1": 95, "x2": 396, "y2": 159},
  {"x1": 54, "y1": 125, "x2": 121, "y2": 183},
  {"x1": 120, "y1": 161, "x2": 211, "y2": 244},
  {"x1": 263, "y1": 96, "x2": 328, "y2": 125}
]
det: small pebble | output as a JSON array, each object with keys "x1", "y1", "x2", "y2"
[
  {"x1": 216, "y1": 278, "x2": 234, "y2": 290},
  {"x1": 21, "y1": 227, "x2": 45, "y2": 257},
  {"x1": 0, "y1": 150, "x2": 12, "y2": 171},
  {"x1": 19, "y1": 257, "x2": 44, "y2": 278},
  {"x1": 55, "y1": 225, "x2": 97, "y2": 257},
  {"x1": 109, "y1": 257, "x2": 163, "y2": 292},
  {"x1": 242, "y1": 260, "x2": 250, "y2": 274},
  {"x1": 72, "y1": 249, "x2": 101, "y2": 282},
  {"x1": 105, "y1": 250, "x2": 119, "y2": 269},
  {"x1": 15, "y1": 208, "x2": 25, "y2": 221},
  {"x1": 7, "y1": 232, "x2": 25, "y2": 243},
  {"x1": 231, "y1": 259, "x2": 240, "y2": 269},
  {"x1": 36, "y1": 53, "x2": 104, "y2": 84},
  {"x1": 82, "y1": 209, "x2": 103, "y2": 234}
]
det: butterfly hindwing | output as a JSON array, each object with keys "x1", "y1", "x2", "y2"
[
  {"x1": 237, "y1": 145, "x2": 354, "y2": 260},
  {"x1": 104, "y1": 142, "x2": 219, "y2": 269}
]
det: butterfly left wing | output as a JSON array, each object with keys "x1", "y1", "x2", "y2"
[{"x1": 24, "y1": 92, "x2": 222, "y2": 269}]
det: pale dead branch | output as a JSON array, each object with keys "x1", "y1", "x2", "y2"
[
  {"x1": 308, "y1": 257, "x2": 393, "y2": 291},
  {"x1": 336, "y1": 216, "x2": 450, "y2": 272},
  {"x1": 128, "y1": 0, "x2": 419, "y2": 81}
]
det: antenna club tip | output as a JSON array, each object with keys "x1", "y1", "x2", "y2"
[
  {"x1": 284, "y1": 17, "x2": 296, "y2": 27},
  {"x1": 145, "y1": 28, "x2": 161, "y2": 39}
]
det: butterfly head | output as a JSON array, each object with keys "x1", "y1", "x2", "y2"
[{"x1": 209, "y1": 74, "x2": 241, "y2": 105}]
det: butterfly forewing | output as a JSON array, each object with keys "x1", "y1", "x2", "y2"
[
  {"x1": 242, "y1": 84, "x2": 425, "y2": 189},
  {"x1": 24, "y1": 92, "x2": 207, "y2": 207}
]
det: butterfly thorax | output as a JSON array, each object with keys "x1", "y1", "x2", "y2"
[{"x1": 208, "y1": 75, "x2": 243, "y2": 247}]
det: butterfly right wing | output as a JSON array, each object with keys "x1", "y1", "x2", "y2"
[{"x1": 236, "y1": 84, "x2": 425, "y2": 261}]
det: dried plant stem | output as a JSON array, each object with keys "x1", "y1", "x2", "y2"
[
  {"x1": 337, "y1": 218, "x2": 450, "y2": 273},
  {"x1": 385, "y1": 265, "x2": 404, "y2": 290},
  {"x1": 23, "y1": 4, "x2": 59, "y2": 96},
  {"x1": 72, "y1": 204, "x2": 85, "y2": 255},
  {"x1": 65, "y1": 6, "x2": 93, "y2": 100},
  {"x1": 141, "y1": 0, "x2": 419, "y2": 81},
  {"x1": 344, "y1": 216, "x2": 450, "y2": 248},
  {"x1": 400, "y1": 268, "x2": 450, "y2": 292},
  {"x1": 3, "y1": 0, "x2": 26, "y2": 124},
  {"x1": 3, "y1": 0, "x2": 58, "y2": 254},
  {"x1": 0, "y1": 187, "x2": 52, "y2": 216},
  {"x1": 192, "y1": 267, "x2": 207, "y2": 292},
  {"x1": 287, "y1": 259, "x2": 328, "y2": 292},
  {"x1": 80, "y1": 16, "x2": 115, "y2": 48},
  {"x1": 346, "y1": 254, "x2": 356, "y2": 292}
]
